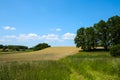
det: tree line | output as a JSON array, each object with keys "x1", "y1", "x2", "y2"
[
  {"x1": 0, "y1": 43, "x2": 51, "y2": 52},
  {"x1": 74, "y1": 15, "x2": 120, "y2": 51},
  {"x1": 0, "y1": 45, "x2": 28, "y2": 52}
]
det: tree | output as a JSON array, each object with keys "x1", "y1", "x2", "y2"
[
  {"x1": 74, "y1": 27, "x2": 85, "y2": 49},
  {"x1": 18, "y1": 45, "x2": 28, "y2": 51},
  {"x1": 0, "y1": 45, "x2": 4, "y2": 49},
  {"x1": 107, "y1": 15, "x2": 120, "y2": 46},
  {"x1": 7, "y1": 45, "x2": 28, "y2": 51},
  {"x1": 33, "y1": 43, "x2": 51, "y2": 51},
  {"x1": 74, "y1": 15, "x2": 120, "y2": 52},
  {"x1": 74, "y1": 27, "x2": 96, "y2": 51},
  {"x1": 84, "y1": 27, "x2": 96, "y2": 51},
  {"x1": 94, "y1": 20, "x2": 109, "y2": 50}
]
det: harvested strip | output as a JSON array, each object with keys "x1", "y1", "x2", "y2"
[{"x1": 0, "y1": 47, "x2": 79, "y2": 62}]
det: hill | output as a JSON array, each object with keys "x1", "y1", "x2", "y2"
[{"x1": 0, "y1": 47, "x2": 79, "y2": 62}]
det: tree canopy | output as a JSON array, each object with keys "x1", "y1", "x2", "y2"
[
  {"x1": 33, "y1": 43, "x2": 51, "y2": 51},
  {"x1": 74, "y1": 15, "x2": 120, "y2": 51}
]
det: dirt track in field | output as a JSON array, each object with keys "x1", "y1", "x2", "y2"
[{"x1": 0, "y1": 47, "x2": 80, "y2": 62}]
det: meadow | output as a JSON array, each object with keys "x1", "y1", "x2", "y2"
[{"x1": 0, "y1": 47, "x2": 120, "y2": 80}]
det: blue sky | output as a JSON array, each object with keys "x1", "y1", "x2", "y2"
[{"x1": 0, "y1": 0, "x2": 120, "y2": 47}]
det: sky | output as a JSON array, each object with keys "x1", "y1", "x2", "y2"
[{"x1": 0, "y1": 0, "x2": 120, "y2": 47}]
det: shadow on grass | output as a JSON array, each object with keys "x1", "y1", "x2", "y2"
[{"x1": 79, "y1": 49, "x2": 109, "y2": 53}]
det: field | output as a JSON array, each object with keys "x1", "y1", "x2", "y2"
[
  {"x1": 0, "y1": 47, "x2": 120, "y2": 80},
  {"x1": 0, "y1": 47, "x2": 79, "y2": 62}
]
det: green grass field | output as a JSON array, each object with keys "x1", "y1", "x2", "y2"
[{"x1": 0, "y1": 51, "x2": 120, "y2": 80}]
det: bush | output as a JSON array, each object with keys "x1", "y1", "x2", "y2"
[
  {"x1": 110, "y1": 44, "x2": 120, "y2": 57},
  {"x1": 33, "y1": 43, "x2": 51, "y2": 51}
]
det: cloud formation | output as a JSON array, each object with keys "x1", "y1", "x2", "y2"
[
  {"x1": 4, "y1": 33, "x2": 75, "y2": 41},
  {"x1": 5, "y1": 35, "x2": 17, "y2": 38},
  {"x1": 56, "y1": 28, "x2": 62, "y2": 31},
  {"x1": 1, "y1": 32, "x2": 76, "y2": 46},
  {"x1": 3, "y1": 26, "x2": 16, "y2": 30},
  {"x1": 17, "y1": 33, "x2": 40, "y2": 40},
  {"x1": 62, "y1": 33, "x2": 76, "y2": 40},
  {"x1": 4, "y1": 33, "x2": 59, "y2": 42},
  {"x1": 41, "y1": 34, "x2": 59, "y2": 41}
]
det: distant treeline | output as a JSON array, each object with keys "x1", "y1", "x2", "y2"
[
  {"x1": 0, "y1": 43, "x2": 51, "y2": 52},
  {"x1": 74, "y1": 15, "x2": 120, "y2": 51},
  {"x1": 0, "y1": 45, "x2": 28, "y2": 52}
]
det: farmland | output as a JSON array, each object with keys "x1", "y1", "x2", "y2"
[
  {"x1": 0, "y1": 47, "x2": 79, "y2": 62},
  {"x1": 0, "y1": 47, "x2": 120, "y2": 80}
]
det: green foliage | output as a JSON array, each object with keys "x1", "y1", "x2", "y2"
[
  {"x1": 84, "y1": 27, "x2": 96, "y2": 51},
  {"x1": 75, "y1": 15, "x2": 120, "y2": 52},
  {"x1": 1, "y1": 45, "x2": 28, "y2": 52},
  {"x1": 0, "y1": 45, "x2": 4, "y2": 49},
  {"x1": 74, "y1": 27, "x2": 97, "y2": 51},
  {"x1": 94, "y1": 20, "x2": 109, "y2": 50},
  {"x1": 33, "y1": 43, "x2": 51, "y2": 51},
  {"x1": 7, "y1": 45, "x2": 28, "y2": 51},
  {"x1": 74, "y1": 27, "x2": 85, "y2": 49},
  {"x1": 0, "y1": 43, "x2": 50, "y2": 53},
  {"x1": 110, "y1": 44, "x2": 120, "y2": 57},
  {"x1": 107, "y1": 15, "x2": 120, "y2": 45}
]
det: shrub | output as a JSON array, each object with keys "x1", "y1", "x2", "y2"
[
  {"x1": 33, "y1": 43, "x2": 51, "y2": 51},
  {"x1": 110, "y1": 44, "x2": 120, "y2": 57}
]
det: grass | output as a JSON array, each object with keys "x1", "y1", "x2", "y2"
[
  {"x1": 61, "y1": 51, "x2": 120, "y2": 80},
  {"x1": 0, "y1": 61, "x2": 70, "y2": 80},
  {"x1": 0, "y1": 50, "x2": 120, "y2": 80}
]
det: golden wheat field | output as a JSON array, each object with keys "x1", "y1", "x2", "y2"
[{"x1": 0, "y1": 47, "x2": 79, "y2": 62}]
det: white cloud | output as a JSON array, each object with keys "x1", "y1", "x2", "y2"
[
  {"x1": 17, "y1": 33, "x2": 40, "y2": 40},
  {"x1": 50, "y1": 28, "x2": 62, "y2": 32},
  {"x1": 1, "y1": 32, "x2": 76, "y2": 46},
  {"x1": 17, "y1": 33, "x2": 59, "y2": 42},
  {"x1": 56, "y1": 28, "x2": 61, "y2": 31},
  {"x1": 4, "y1": 35, "x2": 17, "y2": 38},
  {"x1": 41, "y1": 34, "x2": 59, "y2": 41},
  {"x1": 3, "y1": 33, "x2": 76, "y2": 41},
  {"x1": 3, "y1": 33, "x2": 60, "y2": 42},
  {"x1": 62, "y1": 33, "x2": 76, "y2": 40},
  {"x1": 3, "y1": 26, "x2": 16, "y2": 30}
]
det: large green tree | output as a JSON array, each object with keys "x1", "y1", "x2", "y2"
[
  {"x1": 107, "y1": 15, "x2": 120, "y2": 45},
  {"x1": 84, "y1": 27, "x2": 96, "y2": 51},
  {"x1": 94, "y1": 20, "x2": 109, "y2": 50},
  {"x1": 33, "y1": 43, "x2": 51, "y2": 51},
  {"x1": 74, "y1": 27, "x2": 85, "y2": 49},
  {"x1": 74, "y1": 27, "x2": 96, "y2": 51},
  {"x1": 74, "y1": 15, "x2": 120, "y2": 51}
]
